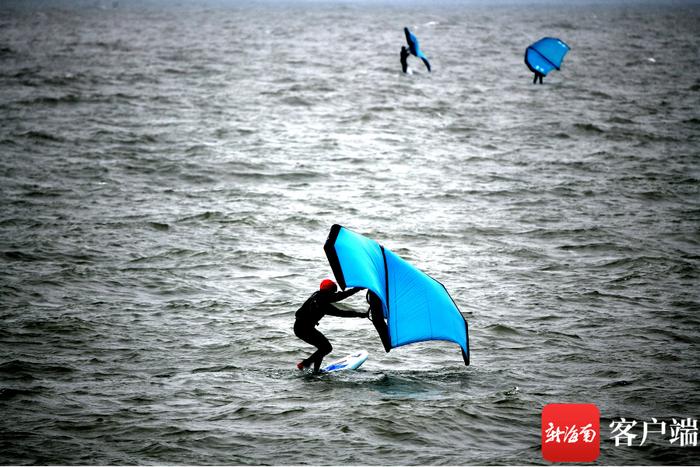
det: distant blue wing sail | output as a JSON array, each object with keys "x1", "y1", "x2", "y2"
[
  {"x1": 525, "y1": 37, "x2": 570, "y2": 76},
  {"x1": 404, "y1": 27, "x2": 431, "y2": 72},
  {"x1": 324, "y1": 225, "x2": 469, "y2": 365}
]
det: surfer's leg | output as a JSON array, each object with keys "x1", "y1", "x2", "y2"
[
  {"x1": 305, "y1": 328, "x2": 332, "y2": 373},
  {"x1": 294, "y1": 321, "x2": 316, "y2": 369},
  {"x1": 294, "y1": 323, "x2": 332, "y2": 371}
]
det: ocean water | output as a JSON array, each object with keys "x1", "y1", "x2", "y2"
[{"x1": 1, "y1": 0, "x2": 699, "y2": 464}]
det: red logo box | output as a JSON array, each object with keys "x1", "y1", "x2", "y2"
[{"x1": 542, "y1": 403, "x2": 600, "y2": 463}]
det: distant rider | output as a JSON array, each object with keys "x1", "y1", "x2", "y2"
[
  {"x1": 400, "y1": 45, "x2": 410, "y2": 73},
  {"x1": 294, "y1": 279, "x2": 367, "y2": 373}
]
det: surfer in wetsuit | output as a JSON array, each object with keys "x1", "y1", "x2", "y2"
[
  {"x1": 400, "y1": 46, "x2": 409, "y2": 73},
  {"x1": 294, "y1": 279, "x2": 367, "y2": 373}
]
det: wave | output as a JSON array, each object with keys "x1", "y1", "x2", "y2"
[
  {"x1": 176, "y1": 211, "x2": 226, "y2": 223},
  {"x1": 0, "y1": 359, "x2": 76, "y2": 378},
  {"x1": 16, "y1": 130, "x2": 64, "y2": 142},
  {"x1": 147, "y1": 222, "x2": 170, "y2": 231},
  {"x1": 2, "y1": 250, "x2": 40, "y2": 262},
  {"x1": 0, "y1": 387, "x2": 40, "y2": 400},
  {"x1": 483, "y1": 324, "x2": 521, "y2": 336},
  {"x1": 15, "y1": 94, "x2": 82, "y2": 106},
  {"x1": 573, "y1": 123, "x2": 605, "y2": 134},
  {"x1": 556, "y1": 242, "x2": 634, "y2": 253},
  {"x1": 83, "y1": 40, "x2": 132, "y2": 52},
  {"x1": 281, "y1": 95, "x2": 312, "y2": 107}
]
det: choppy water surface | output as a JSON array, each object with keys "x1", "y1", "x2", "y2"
[{"x1": 1, "y1": 1, "x2": 699, "y2": 464}]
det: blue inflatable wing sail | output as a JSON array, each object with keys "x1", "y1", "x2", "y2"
[
  {"x1": 404, "y1": 27, "x2": 431, "y2": 72},
  {"x1": 324, "y1": 224, "x2": 469, "y2": 365},
  {"x1": 525, "y1": 37, "x2": 570, "y2": 76}
]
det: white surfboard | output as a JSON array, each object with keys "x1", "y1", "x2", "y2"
[{"x1": 322, "y1": 350, "x2": 369, "y2": 373}]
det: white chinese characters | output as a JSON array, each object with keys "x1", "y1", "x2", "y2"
[{"x1": 609, "y1": 418, "x2": 698, "y2": 447}]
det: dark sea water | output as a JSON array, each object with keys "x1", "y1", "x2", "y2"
[{"x1": 1, "y1": 0, "x2": 699, "y2": 465}]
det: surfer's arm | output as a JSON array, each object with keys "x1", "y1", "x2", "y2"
[
  {"x1": 328, "y1": 287, "x2": 364, "y2": 303},
  {"x1": 325, "y1": 304, "x2": 368, "y2": 319}
]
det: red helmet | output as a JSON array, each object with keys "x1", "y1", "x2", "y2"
[{"x1": 319, "y1": 279, "x2": 337, "y2": 292}]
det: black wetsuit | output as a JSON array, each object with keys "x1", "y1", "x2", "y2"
[
  {"x1": 294, "y1": 288, "x2": 366, "y2": 372},
  {"x1": 400, "y1": 46, "x2": 409, "y2": 73}
]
